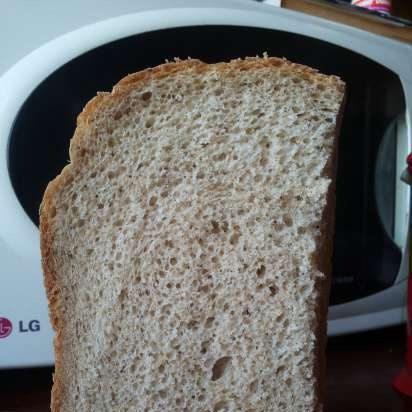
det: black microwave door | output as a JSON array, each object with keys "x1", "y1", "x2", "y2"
[
  {"x1": 7, "y1": 26, "x2": 405, "y2": 304},
  {"x1": 331, "y1": 112, "x2": 403, "y2": 305}
]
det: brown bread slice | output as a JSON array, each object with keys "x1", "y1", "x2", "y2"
[{"x1": 40, "y1": 57, "x2": 345, "y2": 412}]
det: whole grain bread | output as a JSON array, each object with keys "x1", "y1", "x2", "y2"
[{"x1": 40, "y1": 57, "x2": 345, "y2": 412}]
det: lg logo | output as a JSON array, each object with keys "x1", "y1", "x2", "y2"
[
  {"x1": 0, "y1": 317, "x2": 40, "y2": 338},
  {"x1": 20, "y1": 320, "x2": 41, "y2": 333},
  {"x1": 0, "y1": 318, "x2": 12, "y2": 338}
]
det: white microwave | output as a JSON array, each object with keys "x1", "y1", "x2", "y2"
[{"x1": 0, "y1": 0, "x2": 410, "y2": 368}]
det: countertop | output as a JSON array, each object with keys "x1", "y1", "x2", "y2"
[{"x1": 0, "y1": 325, "x2": 407, "y2": 411}]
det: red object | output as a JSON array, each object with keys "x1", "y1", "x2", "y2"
[
  {"x1": 351, "y1": 0, "x2": 392, "y2": 14},
  {"x1": 407, "y1": 153, "x2": 412, "y2": 174},
  {"x1": 392, "y1": 275, "x2": 412, "y2": 410}
]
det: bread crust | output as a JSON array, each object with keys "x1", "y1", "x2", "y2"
[
  {"x1": 40, "y1": 57, "x2": 344, "y2": 412},
  {"x1": 312, "y1": 93, "x2": 346, "y2": 412}
]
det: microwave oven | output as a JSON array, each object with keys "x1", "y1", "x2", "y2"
[{"x1": 0, "y1": 0, "x2": 410, "y2": 368}]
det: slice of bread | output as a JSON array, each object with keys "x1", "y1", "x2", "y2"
[{"x1": 40, "y1": 57, "x2": 345, "y2": 412}]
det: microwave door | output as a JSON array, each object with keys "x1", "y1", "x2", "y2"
[{"x1": 330, "y1": 75, "x2": 405, "y2": 306}]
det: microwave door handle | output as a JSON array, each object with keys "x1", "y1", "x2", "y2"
[
  {"x1": 374, "y1": 114, "x2": 410, "y2": 252},
  {"x1": 394, "y1": 114, "x2": 411, "y2": 250}
]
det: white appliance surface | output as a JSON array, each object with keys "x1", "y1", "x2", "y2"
[{"x1": 0, "y1": 0, "x2": 410, "y2": 368}]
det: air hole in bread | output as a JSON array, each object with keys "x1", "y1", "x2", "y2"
[
  {"x1": 211, "y1": 356, "x2": 232, "y2": 381},
  {"x1": 211, "y1": 221, "x2": 219, "y2": 233},
  {"x1": 248, "y1": 380, "x2": 257, "y2": 392},
  {"x1": 205, "y1": 317, "x2": 215, "y2": 328},
  {"x1": 198, "y1": 285, "x2": 209, "y2": 295},
  {"x1": 145, "y1": 118, "x2": 154, "y2": 128},
  {"x1": 256, "y1": 265, "x2": 266, "y2": 277},
  {"x1": 149, "y1": 196, "x2": 157, "y2": 207},
  {"x1": 141, "y1": 91, "x2": 152, "y2": 101},
  {"x1": 187, "y1": 320, "x2": 199, "y2": 330},
  {"x1": 283, "y1": 214, "x2": 293, "y2": 227},
  {"x1": 213, "y1": 400, "x2": 230, "y2": 412},
  {"x1": 200, "y1": 340, "x2": 210, "y2": 354},
  {"x1": 214, "y1": 153, "x2": 226, "y2": 162},
  {"x1": 211, "y1": 256, "x2": 218, "y2": 264},
  {"x1": 229, "y1": 233, "x2": 240, "y2": 246},
  {"x1": 268, "y1": 284, "x2": 278, "y2": 296},
  {"x1": 113, "y1": 111, "x2": 123, "y2": 121},
  {"x1": 215, "y1": 88, "x2": 223, "y2": 96}
]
